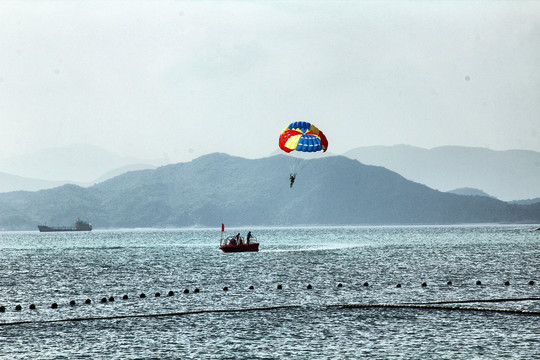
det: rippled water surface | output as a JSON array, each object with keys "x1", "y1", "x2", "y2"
[{"x1": 1, "y1": 225, "x2": 539, "y2": 359}]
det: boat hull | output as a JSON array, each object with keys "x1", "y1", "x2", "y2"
[
  {"x1": 38, "y1": 225, "x2": 92, "y2": 232},
  {"x1": 220, "y1": 243, "x2": 259, "y2": 252}
]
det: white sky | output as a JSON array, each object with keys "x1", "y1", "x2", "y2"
[{"x1": 1, "y1": 0, "x2": 539, "y2": 163}]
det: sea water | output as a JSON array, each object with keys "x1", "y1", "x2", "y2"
[{"x1": 0, "y1": 225, "x2": 539, "y2": 359}]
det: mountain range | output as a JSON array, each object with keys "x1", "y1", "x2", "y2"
[
  {"x1": 3, "y1": 144, "x2": 540, "y2": 203},
  {"x1": 1, "y1": 153, "x2": 538, "y2": 230}
]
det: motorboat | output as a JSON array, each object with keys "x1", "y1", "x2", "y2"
[{"x1": 220, "y1": 234, "x2": 259, "y2": 252}]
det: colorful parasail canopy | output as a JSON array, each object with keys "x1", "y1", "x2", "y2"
[{"x1": 278, "y1": 121, "x2": 328, "y2": 153}]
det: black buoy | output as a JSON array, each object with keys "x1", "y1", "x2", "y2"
[
  {"x1": 337, "y1": 283, "x2": 343, "y2": 288},
  {"x1": 109, "y1": 296, "x2": 115, "y2": 302},
  {"x1": 85, "y1": 299, "x2": 92, "y2": 304},
  {"x1": 447, "y1": 281, "x2": 453, "y2": 286},
  {"x1": 15, "y1": 305, "x2": 22, "y2": 311},
  {"x1": 307, "y1": 284, "x2": 312, "y2": 290},
  {"x1": 249, "y1": 285, "x2": 254, "y2": 290},
  {"x1": 277, "y1": 284, "x2": 283, "y2": 290},
  {"x1": 123, "y1": 294, "x2": 129, "y2": 300},
  {"x1": 183, "y1": 289, "x2": 189, "y2": 294},
  {"x1": 69, "y1": 300, "x2": 76, "y2": 306},
  {"x1": 476, "y1": 280, "x2": 482, "y2": 285},
  {"x1": 223, "y1": 287, "x2": 229, "y2": 291},
  {"x1": 51, "y1": 303, "x2": 58, "y2": 309},
  {"x1": 396, "y1": 283, "x2": 402, "y2": 288},
  {"x1": 363, "y1": 282, "x2": 369, "y2": 287},
  {"x1": 421, "y1": 282, "x2": 427, "y2": 287},
  {"x1": 168, "y1": 291, "x2": 174, "y2": 296},
  {"x1": 155, "y1": 292, "x2": 161, "y2": 297},
  {"x1": 529, "y1": 280, "x2": 535, "y2": 286},
  {"x1": 29, "y1": 304, "x2": 36, "y2": 310},
  {"x1": 505, "y1": 281, "x2": 511, "y2": 286},
  {"x1": 194, "y1": 288, "x2": 200, "y2": 293},
  {"x1": 140, "y1": 293, "x2": 146, "y2": 298},
  {"x1": 101, "y1": 297, "x2": 107, "y2": 303},
  {"x1": 0, "y1": 306, "x2": 5, "y2": 313}
]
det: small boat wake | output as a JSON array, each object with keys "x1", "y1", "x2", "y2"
[{"x1": 262, "y1": 243, "x2": 364, "y2": 253}]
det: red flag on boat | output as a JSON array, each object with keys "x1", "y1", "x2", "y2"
[{"x1": 222, "y1": 223, "x2": 225, "y2": 232}]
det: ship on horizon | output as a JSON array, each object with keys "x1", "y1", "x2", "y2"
[{"x1": 38, "y1": 219, "x2": 92, "y2": 232}]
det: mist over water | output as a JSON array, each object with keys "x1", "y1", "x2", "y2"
[{"x1": 1, "y1": 226, "x2": 539, "y2": 359}]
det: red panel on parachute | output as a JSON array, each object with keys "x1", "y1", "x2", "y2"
[{"x1": 278, "y1": 129, "x2": 302, "y2": 153}]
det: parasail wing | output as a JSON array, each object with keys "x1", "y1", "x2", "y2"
[{"x1": 278, "y1": 121, "x2": 328, "y2": 153}]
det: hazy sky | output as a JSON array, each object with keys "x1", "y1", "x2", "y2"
[{"x1": 1, "y1": 1, "x2": 539, "y2": 163}]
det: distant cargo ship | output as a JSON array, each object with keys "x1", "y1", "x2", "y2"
[{"x1": 38, "y1": 219, "x2": 92, "y2": 232}]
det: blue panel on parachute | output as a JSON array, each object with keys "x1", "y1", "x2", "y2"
[
  {"x1": 296, "y1": 134, "x2": 322, "y2": 152},
  {"x1": 290, "y1": 121, "x2": 312, "y2": 133}
]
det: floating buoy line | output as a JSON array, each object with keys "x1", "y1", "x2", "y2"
[
  {"x1": 0, "y1": 280, "x2": 538, "y2": 327},
  {"x1": 333, "y1": 302, "x2": 540, "y2": 315},
  {"x1": 1, "y1": 300, "x2": 539, "y2": 328}
]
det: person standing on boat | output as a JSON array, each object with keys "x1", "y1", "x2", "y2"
[{"x1": 246, "y1": 231, "x2": 252, "y2": 244}]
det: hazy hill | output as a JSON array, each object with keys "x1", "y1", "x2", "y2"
[
  {"x1": 510, "y1": 198, "x2": 540, "y2": 205},
  {"x1": 447, "y1": 188, "x2": 494, "y2": 198},
  {"x1": 344, "y1": 145, "x2": 540, "y2": 201},
  {"x1": 0, "y1": 153, "x2": 538, "y2": 230},
  {"x1": 0, "y1": 144, "x2": 161, "y2": 192},
  {"x1": 0, "y1": 171, "x2": 66, "y2": 193},
  {"x1": 0, "y1": 164, "x2": 158, "y2": 193}
]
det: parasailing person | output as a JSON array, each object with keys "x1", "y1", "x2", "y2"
[{"x1": 278, "y1": 121, "x2": 328, "y2": 188}]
